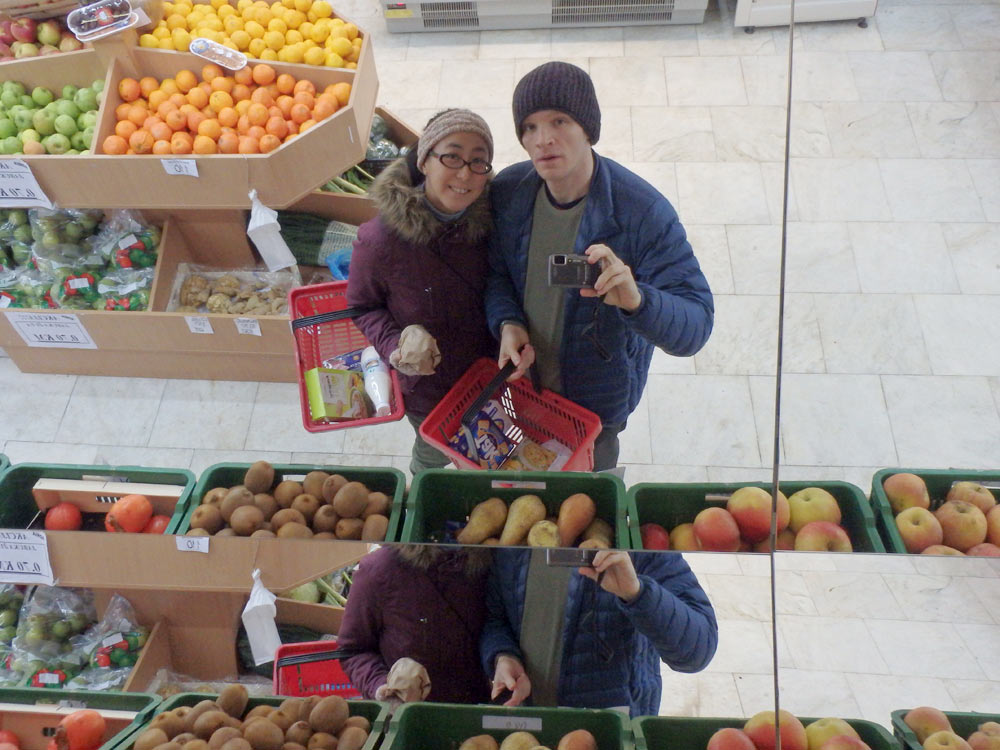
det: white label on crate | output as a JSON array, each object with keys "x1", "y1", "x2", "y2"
[
  {"x1": 481, "y1": 716, "x2": 542, "y2": 732},
  {"x1": 0, "y1": 530, "x2": 54, "y2": 586},
  {"x1": 235, "y1": 317, "x2": 261, "y2": 336},
  {"x1": 103, "y1": 632, "x2": 124, "y2": 647},
  {"x1": 118, "y1": 234, "x2": 139, "y2": 250},
  {"x1": 162, "y1": 159, "x2": 199, "y2": 177},
  {"x1": 490, "y1": 480, "x2": 547, "y2": 491},
  {"x1": 0, "y1": 159, "x2": 53, "y2": 209},
  {"x1": 38, "y1": 672, "x2": 60, "y2": 684},
  {"x1": 4, "y1": 311, "x2": 97, "y2": 349},
  {"x1": 282, "y1": 474, "x2": 307, "y2": 482},
  {"x1": 0, "y1": 296, "x2": 11, "y2": 309},
  {"x1": 68, "y1": 277, "x2": 92, "y2": 290},
  {"x1": 185, "y1": 316, "x2": 214, "y2": 335},
  {"x1": 176, "y1": 536, "x2": 210, "y2": 553}
]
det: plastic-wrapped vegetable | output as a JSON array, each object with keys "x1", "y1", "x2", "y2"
[
  {"x1": 368, "y1": 113, "x2": 389, "y2": 142},
  {"x1": 28, "y1": 207, "x2": 103, "y2": 249},
  {"x1": 366, "y1": 137, "x2": 399, "y2": 160},
  {"x1": 0, "y1": 247, "x2": 11, "y2": 271},
  {"x1": 31, "y1": 242, "x2": 105, "y2": 278},
  {"x1": 9, "y1": 241, "x2": 32, "y2": 267},
  {"x1": 0, "y1": 209, "x2": 32, "y2": 258},
  {"x1": 9, "y1": 586, "x2": 96, "y2": 689},
  {"x1": 65, "y1": 593, "x2": 149, "y2": 691},
  {"x1": 50, "y1": 270, "x2": 104, "y2": 310},
  {"x1": 97, "y1": 267, "x2": 154, "y2": 311},
  {"x1": 0, "y1": 267, "x2": 57, "y2": 309},
  {"x1": 88, "y1": 210, "x2": 161, "y2": 270},
  {"x1": 0, "y1": 585, "x2": 24, "y2": 647}
]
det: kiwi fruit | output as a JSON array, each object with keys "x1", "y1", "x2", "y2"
[
  {"x1": 230, "y1": 504, "x2": 265, "y2": 536},
  {"x1": 332, "y1": 482, "x2": 368, "y2": 519},
  {"x1": 183, "y1": 741, "x2": 209, "y2": 750},
  {"x1": 202, "y1": 487, "x2": 228, "y2": 506},
  {"x1": 341, "y1": 717, "x2": 370, "y2": 734},
  {"x1": 283, "y1": 744, "x2": 307, "y2": 750},
  {"x1": 334, "y1": 518, "x2": 364, "y2": 540},
  {"x1": 244, "y1": 461, "x2": 275, "y2": 494},
  {"x1": 271, "y1": 508, "x2": 306, "y2": 531},
  {"x1": 221, "y1": 486, "x2": 254, "y2": 523},
  {"x1": 311, "y1": 506, "x2": 339, "y2": 534},
  {"x1": 335, "y1": 728, "x2": 367, "y2": 750},
  {"x1": 173, "y1": 735, "x2": 198, "y2": 745},
  {"x1": 251, "y1": 529, "x2": 276, "y2": 538},
  {"x1": 277, "y1": 699, "x2": 303, "y2": 717},
  {"x1": 174, "y1": 708, "x2": 192, "y2": 720},
  {"x1": 306, "y1": 734, "x2": 336, "y2": 750},
  {"x1": 216, "y1": 527, "x2": 237, "y2": 537},
  {"x1": 134, "y1": 728, "x2": 169, "y2": 750},
  {"x1": 277, "y1": 522, "x2": 313, "y2": 539},
  {"x1": 284, "y1": 722, "x2": 312, "y2": 746},
  {"x1": 243, "y1": 719, "x2": 285, "y2": 750},
  {"x1": 193, "y1": 711, "x2": 232, "y2": 740},
  {"x1": 314, "y1": 531, "x2": 336, "y2": 539},
  {"x1": 208, "y1": 728, "x2": 242, "y2": 750},
  {"x1": 153, "y1": 742, "x2": 183, "y2": 750},
  {"x1": 361, "y1": 514, "x2": 388, "y2": 541},
  {"x1": 320, "y1": 475, "x2": 348, "y2": 503},
  {"x1": 363, "y1": 492, "x2": 389, "y2": 519},
  {"x1": 219, "y1": 739, "x2": 252, "y2": 750},
  {"x1": 296, "y1": 697, "x2": 321, "y2": 723},
  {"x1": 307, "y1": 696, "x2": 348, "y2": 735},
  {"x1": 151, "y1": 712, "x2": 185, "y2": 739},
  {"x1": 290, "y1": 494, "x2": 322, "y2": 524},
  {"x1": 243, "y1": 706, "x2": 274, "y2": 722},
  {"x1": 189, "y1": 505, "x2": 224, "y2": 534},
  {"x1": 253, "y1": 494, "x2": 279, "y2": 520},
  {"x1": 273, "y1": 481, "x2": 303, "y2": 509},
  {"x1": 185, "y1": 701, "x2": 222, "y2": 733},
  {"x1": 186, "y1": 527, "x2": 211, "y2": 537},
  {"x1": 302, "y1": 471, "x2": 330, "y2": 498},
  {"x1": 217, "y1": 684, "x2": 249, "y2": 719}
]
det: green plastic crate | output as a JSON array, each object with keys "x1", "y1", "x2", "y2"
[
  {"x1": 0, "y1": 463, "x2": 197, "y2": 534},
  {"x1": 0, "y1": 454, "x2": 9, "y2": 475},
  {"x1": 116, "y1": 693, "x2": 387, "y2": 750},
  {"x1": 382, "y1": 702, "x2": 633, "y2": 750},
  {"x1": 0, "y1": 686, "x2": 160, "y2": 750},
  {"x1": 184, "y1": 463, "x2": 406, "y2": 541},
  {"x1": 871, "y1": 468, "x2": 1000, "y2": 554},
  {"x1": 891, "y1": 709, "x2": 1000, "y2": 750},
  {"x1": 626, "y1": 481, "x2": 884, "y2": 552},
  {"x1": 401, "y1": 469, "x2": 630, "y2": 547},
  {"x1": 633, "y1": 715, "x2": 898, "y2": 750}
]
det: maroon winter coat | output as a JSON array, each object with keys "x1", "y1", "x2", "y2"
[
  {"x1": 346, "y1": 155, "x2": 495, "y2": 417},
  {"x1": 337, "y1": 545, "x2": 492, "y2": 704}
]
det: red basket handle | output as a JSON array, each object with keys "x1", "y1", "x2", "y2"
[
  {"x1": 291, "y1": 306, "x2": 369, "y2": 331},
  {"x1": 276, "y1": 646, "x2": 364, "y2": 668},
  {"x1": 460, "y1": 358, "x2": 542, "y2": 428}
]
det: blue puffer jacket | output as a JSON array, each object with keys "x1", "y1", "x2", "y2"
[
  {"x1": 484, "y1": 153, "x2": 714, "y2": 426},
  {"x1": 479, "y1": 550, "x2": 718, "y2": 717}
]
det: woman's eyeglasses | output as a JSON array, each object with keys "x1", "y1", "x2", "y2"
[{"x1": 431, "y1": 151, "x2": 492, "y2": 175}]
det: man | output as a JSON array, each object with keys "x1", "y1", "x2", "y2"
[{"x1": 485, "y1": 61, "x2": 714, "y2": 470}]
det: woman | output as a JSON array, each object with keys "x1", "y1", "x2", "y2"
[
  {"x1": 337, "y1": 545, "x2": 492, "y2": 704},
  {"x1": 347, "y1": 109, "x2": 496, "y2": 475}
]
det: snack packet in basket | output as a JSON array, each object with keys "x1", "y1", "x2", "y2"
[{"x1": 448, "y1": 399, "x2": 517, "y2": 470}]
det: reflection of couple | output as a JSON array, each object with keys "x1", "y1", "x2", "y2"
[{"x1": 337, "y1": 545, "x2": 718, "y2": 716}]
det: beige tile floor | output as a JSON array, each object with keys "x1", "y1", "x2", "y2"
[{"x1": 2, "y1": 0, "x2": 999, "y2": 726}]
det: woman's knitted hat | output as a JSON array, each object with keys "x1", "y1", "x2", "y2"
[
  {"x1": 416, "y1": 108, "x2": 494, "y2": 169},
  {"x1": 512, "y1": 61, "x2": 601, "y2": 144}
]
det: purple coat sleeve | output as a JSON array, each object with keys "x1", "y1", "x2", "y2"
[
  {"x1": 335, "y1": 556, "x2": 390, "y2": 699},
  {"x1": 346, "y1": 219, "x2": 403, "y2": 363}
]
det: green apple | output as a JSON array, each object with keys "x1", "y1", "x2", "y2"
[
  {"x1": 54, "y1": 114, "x2": 77, "y2": 137},
  {"x1": 787, "y1": 486, "x2": 842, "y2": 533},
  {"x1": 55, "y1": 100, "x2": 80, "y2": 119},
  {"x1": 0, "y1": 91, "x2": 18, "y2": 109},
  {"x1": 92, "y1": 79, "x2": 104, "y2": 93},
  {"x1": 32, "y1": 110, "x2": 55, "y2": 136},
  {"x1": 77, "y1": 110, "x2": 97, "y2": 130},
  {"x1": 20, "y1": 128, "x2": 40, "y2": 143},
  {"x1": 74, "y1": 87, "x2": 98, "y2": 113},
  {"x1": 80, "y1": 126, "x2": 94, "y2": 149},
  {"x1": 0, "y1": 136, "x2": 21, "y2": 155},
  {"x1": 61, "y1": 84, "x2": 78, "y2": 101},
  {"x1": 12, "y1": 109, "x2": 34, "y2": 131},
  {"x1": 19, "y1": 94, "x2": 34, "y2": 109},
  {"x1": 0, "y1": 118, "x2": 15, "y2": 138},
  {"x1": 70, "y1": 131, "x2": 88, "y2": 151},
  {"x1": 31, "y1": 87, "x2": 53, "y2": 107}
]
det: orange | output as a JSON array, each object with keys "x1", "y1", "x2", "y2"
[
  {"x1": 102, "y1": 135, "x2": 128, "y2": 155},
  {"x1": 115, "y1": 102, "x2": 133, "y2": 121},
  {"x1": 175, "y1": 69, "x2": 198, "y2": 93},
  {"x1": 258, "y1": 133, "x2": 281, "y2": 153},
  {"x1": 298, "y1": 118, "x2": 316, "y2": 134},
  {"x1": 201, "y1": 63, "x2": 225, "y2": 82},
  {"x1": 202, "y1": 106, "x2": 215, "y2": 117},
  {"x1": 129, "y1": 129, "x2": 155, "y2": 154},
  {"x1": 160, "y1": 78, "x2": 180, "y2": 96},
  {"x1": 118, "y1": 77, "x2": 141, "y2": 102},
  {"x1": 284, "y1": 132, "x2": 297, "y2": 143},
  {"x1": 115, "y1": 120, "x2": 138, "y2": 139},
  {"x1": 327, "y1": 81, "x2": 350, "y2": 106},
  {"x1": 251, "y1": 63, "x2": 276, "y2": 85},
  {"x1": 142, "y1": 115, "x2": 164, "y2": 130},
  {"x1": 235, "y1": 100, "x2": 252, "y2": 116},
  {"x1": 193, "y1": 134, "x2": 218, "y2": 154},
  {"x1": 231, "y1": 83, "x2": 252, "y2": 102},
  {"x1": 197, "y1": 118, "x2": 222, "y2": 140},
  {"x1": 311, "y1": 97, "x2": 336, "y2": 121},
  {"x1": 233, "y1": 66, "x2": 254, "y2": 86},
  {"x1": 246, "y1": 102, "x2": 269, "y2": 126},
  {"x1": 266, "y1": 105, "x2": 282, "y2": 120},
  {"x1": 238, "y1": 135, "x2": 260, "y2": 153},
  {"x1": 218, "y1": 132, "x2": 240, "y2": 153},
  {"x1": 292, "y1": 90, "x2": 314, "y2": 109},
  {"x1": 170, "y1": 131, "x2": 194, "y2": 154},
  {"x1": 210, "y1": 75, "x2": 235, "y2": 93},
  {"x1": 264, "y1": 115, "x2": 287, "y2": 138},
  {"x1": 139, "y1": 77, "x2": 160, "y2": 98},
  {"x1": 250, "y1": 87, "x2": 274, "y2": 106},
  {"x1": 275, "y1": 73, "x2": 295, "y2": 94},
  {"x1": 187, "y1": 109, "x2": 207, "y2": 133},
  {"x1": 217, "y1": 106, "x2": 239, "y2": 128},
  {"x1": 156, "y1": 100, "x2": 179, "y2": 119},
  {"x1": 126, "y1": 148, "x2": 136, "y2": 154},
  {"x1": 128, "y1": 105, "x2": 149, "y2": 127},
  {"x1": 237, "y1": 114, "x2": 251, "y2": 134},
  {"x1": 179, "y1": 103, "x2": 198, "y2": 115},
  {"x1": 169, "y1": 92, "x2": 188, "y2": 109},
  {"x1": 209, "y1": 90, "x2": 234, "y2": 112},
  {"x1": 187, "y1": 87, "x2": 209, "y2": 109},
  {"x1": 292, "y1": 79, "x2": 315, "y2": 96},
  {"x1": 275, "y1": 95, "x2": 294, "y2": 118},
  {"x1": 247, "y1": 124, "x2": 265, "y2": 140},
  {"x1": 147, "y1": 89, "x2": 168, "y2": 111},
  {"x1": 288, "y1": 102, "x2": 310, "y2": 124},
  {"x1": 165, "y1": 109, "x2": 188, "y2": 131},
  {"x1": 152, "y1": 139, "x2": 172, "y2": 155},
  {"x1": 284, "y1": 119, "x2": 298, "y2": 135},
  {"x1": 150, "y1": 122, "x2": 173, "y2": 142},
  {"x1": 265, "y1": 82, "x2": 280, "y2": 99}
]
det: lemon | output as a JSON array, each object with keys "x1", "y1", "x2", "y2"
[
  {"x1": 345, "y1": 46, "x2": 359, "y2": 63},
  {"x1": 218, "y1": 4, "x2": 236, "y2": 18},
  {"x1": 311, "y1": 0, "x2": 332, "y2": 17},
  {"x1": 345, "y1": 61, "x2": 356, "y2": 69},
  {"x1": 244, "y1": 20, "x2": 265, "y2": 37},
  {"x1": 303, "y1": 38, "x2": 316, "y2": 48},
  {"x1": 260, "y1": 47, "x2": 278, "y2": 60},
  {"x1": 284, "y1": 29, "x2": 303, "y2": 44},
  {"x1": 162, "y1": 1, "x2": 175, "y2": 13},
  {"x1": 303, "y1": 46, "x2": 325, "y2": 65},
  {"x1": 172, "y1": 27, "x2": 192, "y2": 50},
  {"x1": 323, "y1": 52, "x2": 342, "y2": 67},
  {"x1": 327, "y1": 25, "x2": 347, "y2": 39},
  {"x1": 153, "y1": 24, "x2": 171, "y2": 38},
  {"x1": 230, "y1": 29, "x2": 251, "y2": 48},
  {"x1": 293, "y1": 0, "x2": 310, "y2": 11},
  {"x1": 309, "y1": 23, "x2": 329, "y2": 43},
  {"x1": 343, "y1": 22, "x2": 358, "y2": 40},
  {"x1": 139, "y1": 33, "x2": 160, "y2": 47},
  {"x1": 330, "y1": 17, "x2": 344, "y2": 25},
  {"x1": 283, "y1": 43, "x2": 303, "y2": 62},
  {"x1": 263, "y1": 29, "x2": 284, "y2": 50},
  {"x1": 299, "y1": 20, "x2": 314, "y2": 37},
  {"x1": 237, "y1": 0, "x2": 252, "y2": 9},
  {"x1": 173, "y1": 2, "x2": 192, "y2": 15},
  {"x1": 165, "y1": 13, "x2": 188, "y2": 29},
  {"x1": 204, "y1": 16, "x2": 224, "y2": 30},
  {"x1": 282, "y1": 0, "x2": 295, "y2": 7},
  {"x1": 254, "y1": 7, "x2": 272, "y2": 25},
  {"x1": 248, "y1": 37, "x2": 267, "y2": 55},
  {"x1": 223, "y1": 14, "x2": 243, "y2": 32},
  {"x1": 158, "y1": 37, "x2": 176, "y2": 49},
  {"x1": 283, "y1": 9, "x2": 305, "y2": 27},
  {"x1": 326, "y1": 35, "x2": 350, "y2": 57},
  {"x1": 210, "y1": 0, "x2": 228, "y2": 8},
  {"x1": 267, "y1": 17, "x2": 287, "y2": 34},
  {"x1": 270, "y1": 0, "x2": 284, "y2": 13}
]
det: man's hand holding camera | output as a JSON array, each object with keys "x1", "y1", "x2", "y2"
[
  {"x1": 578, "y1": 550, "x2": 642, "y2": 603},
  {"x1": 581, "y1": 244, "x2": 642, "y2": 313}
]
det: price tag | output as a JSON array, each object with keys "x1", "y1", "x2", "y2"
[
  {"x1": 0, "y1": 159, "x2": 53, "y2": 209},
  {"x1": 0, "y1": 530, "x2": 54, "y2": 585},
  {"x1": 481, "y1": 716, "x2": 542, "y2": 732},
  {"x1": 102, "y1": 632, "x2": 124, "y2": 647},
  {"x1": 68, "y1": 277, "x2": 91, "y2": 290},
  {"x1": 490, "y1": 480, "x2": 547, "y2": 490},
  {"x1": 5, "y1": 311, "x2": 97, "y2": 349},
  {"x1": 185, "y1": 316, "x2": 214, "y2": 334},
  {"x1": 234, "y1": 317, "x2": 261, "y2": 336},
  {"x1": 118, "y1": 233, "x2": 139, "y2": 249},
  {"x1": 176, "y1": 536, "x2": 209, "y2": 553},
  {"x1": 162, "y1": 159, "x2": 199, "y2": 178},
  {"x1": 38, "y1": 672, "x2": 61, "y2": 684}
]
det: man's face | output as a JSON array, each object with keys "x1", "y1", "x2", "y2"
[{"x1": 520, "y1": 109, "x2": 591, "y2": 184}]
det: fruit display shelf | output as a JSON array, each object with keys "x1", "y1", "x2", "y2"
[
  {"x1": 626, "y1": 480, "x2": 884, "y2": 552},
  {"x1": 890, "y1": 709, "x2": 1000, "y2": 750},
  {"x1": 632, "y1": 716, "x2": 896, "y2": 750},
  {"x1": 870, "y1": 468, "x2": 1000, "y2": 554}
]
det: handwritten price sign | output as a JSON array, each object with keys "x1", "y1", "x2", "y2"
[{"x1": 0, "y1": 530, "x2": 54, "y2": 585}]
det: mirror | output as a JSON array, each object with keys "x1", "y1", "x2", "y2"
[{"x1": 774, "y1": 0, "x2": 1000, "y2": 727}]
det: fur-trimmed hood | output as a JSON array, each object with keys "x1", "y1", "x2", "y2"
[
  {"x1": 369, "y1": 155, "x2": 492, "y2": 248},
  {"x1": 397, "y1": 544, "x2": 492, "y2": 578}
]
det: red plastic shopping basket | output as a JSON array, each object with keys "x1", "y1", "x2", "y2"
[
  {"x1": 272, "y1": 640, "x2": 362, "y2": 698},
  {"x1": 289, "y1": 281, "x2": 405, "y2": 433},
  {"x1": 419, "y1": 357, "x2": 602, "y2": 472}
]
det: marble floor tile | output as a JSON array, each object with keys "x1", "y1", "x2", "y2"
[
  {"x1": 434, "y1": 60, "x2": 515, "y2": 110},
  {"x1": 0, "y1": 442, "x2": 99, "y2": 466},
  {"x1": 742, "y1": 669, "x2": 862, "y2": 718},
  {"x1": 341, "y1": 413, "x2": 419, "y2": 458},
  {"x1": 461, "y1": 106, "x2": 522, "y2": 166},
  {"x1": 147, "y1": 380, "x2": 258, "y2": 451},
  {"x1": 775, "y1": 464, "x2": 880, "y2": 491},
  {"x1": 813, "y1": 294, "x2": 932, "y2": 375},
  {"x1": 749, "y1": 375, "x2": 778, "y2": 468},
  {"x1": 875, "y1": 6, "x2": 963, "y2": 51},
  {"x1": 659, "y1": 671, "x2": 745, "y2": 718},
  {"x1": 797, "y1": 19, "x2": 885, "y2": 52},
  {"x1": 618, "y1": 392, "x2": 651, "y2": 464},
  {"x1": 244, "y1": 382, "x2": 346, "y2": 454},
  {"x1": 950, "y1": 5, "x2": 1000, "y2": 50},
  {"x1": 821, "y1": 102, "x2": 921, "y2": 158},
  {"x1": 799, "y1": 570, "x2": 908, "y2": 619},
  {"x1": 907, "y1": 102, "x2": 1000, "y2": 159},
  {"x1": 707, "y1": 467, "x2": 776, "y2": 483},
  {"x1": 592, "y1": 105, "x2": 634, "y2": 162},
  {"x1": 684, "y1": 551, "x2": 747, "y2": 577},
  {"x1": 785, "y1": 222, "x2": 862, "y2": 292},
  {"x1": 911, "y1": 557, "x2": 1000, "y2": 580},
  {"x1": 792, "y1": 52, "x2": 861, "y2": 102},
  {"x1": 188, "y1": 449, "x2": 292, "y2": 479},
  {"x1": 708, "y1": 618, "x2": 787, "y2": 674},
  {"x1": 788, "y1": 102, "x2": 833, "y2": 159},
  {"x1": 711, "y1": 106, "x2": 786, "y2": 162},
  {"x1": 477, "y1": 28, "x2": 551, "y2": 60},
  {"x1": 773, "y1": 551, "x2": 838, "y2": 573},
  {"x1": 740, "y1": 56, "x2": 789, "y2": 107},
  {"x1": 289, "y1": 452, "x2": 404, "y2": 471},
  {"x1": 845, "y1": 673, "x2": 959, "y2": 726},
  {"x1": 365, "y1": 29, "x2": 409, "y2": 62},
  {"x1": 866, "y1": 619, "x2": 986, "y2": 679},
  {"x1": 738, "y1": 553, "x2": 774, "y2": 578},
  {"x1": 376, "y1": 60, "x2": 442, "y2": 110},
  {"x1": 955, "y1": 624, "x2": 1000, "y2": 680},
  {"x1": 664, "y1": 57, "x2": 748, "y2": 106},
  {"x1": 91, "y1": 446, "x2": 193, "y2": 470},
  {"x1": 726, "y1": 225, "x2": 783, "y2": 295},
  {"x1": 828, "y1": 552, "x2": 918, "y2": 574},
  {"x1": 405, "y1": 31, "x2": 479, "y2": 60},
  {"x1": 589, "y1": 57, "x2": 668, "y2": 106},
  {"x1": 883, "y1": 574, "x2": 995, "y2": 624},
  {"x1": 967, "y1": 573, "x2": 1000, "y2": 622},
  {"x1": 693, "y1": 295, "x2": 780, "y2": 376},
  {"x1": 513, "y1": 57, "x2": 590, "y2": 80},
  {"x1": 0, "y1": 360, "x2": 76, "y2": 443},
  {"x1": 882, "y1": 375, "x2": 1000, "y2": 468},
  {"x1": 676, "y1": 163, "x2": 771, "y2": 224},
  {"x1": 966, "y1": 159, "x2": 1000, "y2": 222},
  {"x1": 647, "y1": 374, "x2": 764, "y2": 467},
  {"x1": 880, "y1": 159, "x2": 984, "y2": 222},
  {"x1": 777, "y1": 374, "x2": 898, "y2": 467},
  {"x1": 931, "y1": 51, "x2": 1000, "y2": 102},
  {"x1": 941, "y1": 223, "x2": 1000, "y2": 294},
  {"x1": 619, "y1": 463, "x2": 708, "y2": 485},
  {"x1": 632, "y1": 106, "x2": 716, "y2": 162},
  {"x1": 704, "y1": 573, "x2": 774, "y2": 621},
  {"x1": 848, "y1": 222, "x2": 960, "y2": 294},
  {"x1": 56, "y1": 376, "x2": 164, "y2": 448},
  {"x1": 772, "y1": 571, "x2": 820, "y2": 616},
  {"x1": 648, "y1": 346, "x2": 697, "y2": 375},
  {"x1": 778, "y1": 614, "x2": 889, "y2": 672},
  {"x1": 686, "y1": 224, "x2": 734, "y2": 296},
  {"x1": 697, "y1": 13, "x2": 778, "y2": 56},
  {"x1": 914, "y1": 296, "x2": 1000, "y2": 376},
  {"x1": 624, "y1": 161, "x2": 679, "y2": 204},
  {"x1": 549, "y1": 26, "x2": 624, "y2": 58},
  {"x1": 944, "y1": 679, "x2": 1000, "y2": 713},
  {"x1": 761, "y1": 161, "x2": 800, "y2": 224},
  {"x1": 791, "y1": 159, "x2": 892, "y2": 222},
  {"x1": 623, "y1": 24, "x2": 699, "y2": 58},
  {"x1": 850, "y1": 51, "x2": 943, "y2": 101}
]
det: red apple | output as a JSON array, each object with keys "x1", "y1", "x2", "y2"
[
  {"x1": 744, "y1": 710, "x2": 808, "y2": 750},
  {"x1": 896, "y1": 507, "x2": 944, "y2": 553},
  {"x1": 754, "y1": 528, "x2": 796, "y2": 552},
  {"x1": 709, "y1": 728, "x2": 757, "y2": 750},
  {"x1": 788, "y1": 487, "x2": 842, "y2": 533},
  {"x1": 727, "y1": 486, "x2": 789, "y2": 543},
  {"x1": 947, "y1": 481, "x2": 997, "y2": 516},
  {"x1": 10, "y1": 18, "x2": 37, "y2": 44},
  {"x1": 883, "y1": 473, "x2": 931, "y2": 514},
  {"x1": 58, "y1": 31, "x2": 82, "y2": 52},
  {"x1": 35, "y1": 19, "x2": 60, "y2": 46},
  {"x1": 819, "y1": 737, "x2": 871, "y2": 750},
  {"x1": 0, "y1": 41, "x2": 11, "y2": 57},
  {"x1": 935, "y1": 500, "x2": 987, "y2": 552},
  {"x1": 924, "y1": 731, "x2": 972, "y2": 750},
  {"x1": 979, "y1": 724, "x2": 1000, "y2": 737},
  {"x1": 0, "y1": 19, "x2": 15, "y2": 45},
  {"x1": 969, "y1": 732, "x2": 1000, "y2": 750},
  {"x1": 986, "y1": 506, "x2": 1000, "y2": 546},
  {"x1": 966, "y1": 542, "x2": 1000, "y2": 557},
  {"x1": 693, "y1": 507, "x2": 741, "y2": 552},
  {"x1": 670, "y1": 522, "x2": 700, "y2": 551},
  {"x1": 640, "y1": 523, "x2": 670, "y2": 551},
  {"x1": 921, "y1": 545, "x2": 964, "y2": 556},
  {"x1": 794, "y1": 521, "x2": 853, "y2": 552},
  {"x1": 13, "y1": 42, "x2": 38, "y2": 57},
  {"x1": 903, "y1": 707, "x2": 953, "y2": 743},
  {"x1": 806, "y1": 718, "x2": 861, "y2": 750},
  {"x1": 38, "y1": 43, "x2": 59, "y2": 55}
]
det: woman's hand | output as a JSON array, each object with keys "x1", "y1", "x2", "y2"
[
  {"x1": 498, "y1": 323, "x2": 535, "y2": 381},
  {"x1": 491, "y1": 654, "x2": 532, "y2": 706}
]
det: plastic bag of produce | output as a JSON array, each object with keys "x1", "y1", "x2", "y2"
[
  {"x1": 50, "y1": 269, "x2": 105, "y2": 310},
  {"x1": 97, "y1": 267, "x2": 155, "y2": 311},
  {"x1": 9, "y1": 586, "x2": 97, "y2": 689},
  {"x1": 366, "y1": 137, "x2": 400, "y2": 160},
  {"x1": 0, "y1": 267, "x2": 57, "y2": 309},
  {"x1": 28, "y1": 208, "x2": 103, "y2": 249},
  {"x1": 65, "y1": 593, "x2": 149, "y2": 691},
  {"x1": 166, "y1": 264, "x2": 300, "y2": 315},
  {"x1": 31, "y1": 242, "x2": 105, "y2": 278},
  {"x1": 0, "y1": 209, "x2": 32, "y2": 266},
  {"x1": 88, "y1": 210, "x2": 161, "y2": 270},
  {"x1": 0, "y1": 585, "x2": 25, "y2": 647},
  {"x1": 0, "y1": 247, "x2": 12, "y2": 271}
]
